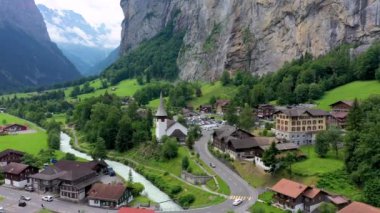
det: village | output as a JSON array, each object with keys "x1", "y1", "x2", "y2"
[{"x1": 0, "y1": 94, "x2": 378, "y2": 213}]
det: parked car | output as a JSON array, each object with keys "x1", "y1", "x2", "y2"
[
  {"x1": 20, "y1": 195, "x2": 31, "y2": 201},
  {"x1": 0, "y1": 206, "x2": 4, "y2": 213},
  {"x1": 42, "y1": 196, "x2": 53, "y2": 202},
  {"x1": 18, "y1": 201, "x2": 27, "y2": 207},
  {"x1": 24, "y1": 185, "x2": 34, "y2": 192},
  {"x1": 209, "y1": 163, "x2": 216, "y2": 168},
  {"x1": 232, "y1": 199, "x2": 243, "y2": 206}
]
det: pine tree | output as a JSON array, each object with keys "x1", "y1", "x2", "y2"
[
  {"x1": 262, "y1": 142, "x2": 279, "y2": 174},
  {"x1": 91, "y1": 137, "x2": 107, "y2": 161},
  {"x1": 238, "y1": 104, "x2": 254, "y2": 130}
]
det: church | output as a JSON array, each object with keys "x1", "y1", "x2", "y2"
[{"x1": 155, "y1": 93, "x2": 188, "y2": 142}]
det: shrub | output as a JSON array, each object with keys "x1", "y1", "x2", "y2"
[
  {"x1": 130, "y1": 182, "x2": 145, "y2": 196},
  {"x1": 170, "y1": 185, "x2": 183, "y2": 195},
  {"x1": 178, "y1": 193, "x2": 195, "y2": 207}
]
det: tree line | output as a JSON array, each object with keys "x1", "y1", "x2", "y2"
[{"x1": 221, "y1": 42, "x2": 380, "y2": 106}]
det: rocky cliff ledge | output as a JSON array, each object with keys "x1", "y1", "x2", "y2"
[{"x1": 120, "y1": 0, "x2": 380, "y2": 81}]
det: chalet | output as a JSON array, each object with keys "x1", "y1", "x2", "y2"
[
  {"x1": 212, "y1": 125, "x2": 302, "y2": 169},
  {"x1": 199, "y1": 104, "x2": 213, "y2": 113},
  {"x1": 274, "y1": 108, "x2": 329, "y2": 145},
  {"x1": 338, "y1": 201, "x2": 380, "y2": 213},
  {"x1": 0, "y1": 149, "x2": 25, "y2": 166},
  {"x1": 215, "y1": 99, "x2": 230, "y2": 114},
  {"x1": 3, "y1": 162, "x2": 38, "y2": 188},
  {"x1": 88, "y1": 183, "x2": 133, "y2": 209},
  {"x1": 2, "y1": 124, "x2": 28, "y2": 133},
  {"x1": 271, "y1": 179, "x2": 328, "y2": 213},
  {"x1": 30, "y1": 160, "x2": 106, "y2": 202},
  {"x1": 155, "y1": 93, "x2": 188, "y2": 142},
  {"x1": 257, "y1": 104, "x2": 275, "y2": 120},
  {"x1": 329, "y1": 100, "x2": 354, "y2": 128}
]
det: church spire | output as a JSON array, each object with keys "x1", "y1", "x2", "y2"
[{"x1": 155, "y1": 92, "x2": 167, "y2": 117}]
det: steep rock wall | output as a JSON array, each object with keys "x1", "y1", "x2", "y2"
[{"x1": 120, "y1": 0, "x2": 380, "y2": 81}]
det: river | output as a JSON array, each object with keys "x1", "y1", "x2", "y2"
[{"x1": 60, "y1": 132, "x2": 182, "y2": 212}]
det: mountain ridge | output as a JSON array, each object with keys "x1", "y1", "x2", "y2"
[
  {"x1": 0, "y1": 0, "x2": 81, "y2": 91},
  {"x1": 119, "y1": 0, "x2": 380, "y2": 81}
]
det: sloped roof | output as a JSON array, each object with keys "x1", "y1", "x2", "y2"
[
  {"x1": 327, "y1": 195, "x2": 350, "y2": 205},
  {"x1": 155, "y1": 92, "x2": 167, "y2": 117},
  {"x1": 271, "y1": 178, "x2": 308, "y2": 199},
  {"x1": 274, "y1": 108, "x2": 329, "y2": 117},
  {"x1": 170, "y1": 129, "x2": 186, "y2": 138},
  {"x1": 330, "y1": 100, "x2": 354, "y2": 107},
  {"x1": 30, "y1": 160, "x2": 99, "y2": 181},
  {"x1": 0, "y1": 149, "x2": 24, "y2": 159},
  {"x1": 88, "y1": 183, "x2": 126, "y2": 202},
  {"x1": 3, "y1": 162, "x2": 29, "y2": 175},
  {"x1": 303, "y1": 187, "x2": 321, "y2": 199},
  {"x1": 339, "y1": 201, "x2": 380, "y2": 213},
  {"x1": 214, "y1": 125, "x2": 237, "y2": 140},
  {"x1": 260, "y1": 143, "x2": 299, "y2": 151}
]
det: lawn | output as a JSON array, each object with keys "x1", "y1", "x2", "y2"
[
  {"x1": 316, "y1": 80, "x2": 380, "y2": 110},
  {"x1": 190, "y1": 81, "x2": 238, "y2": 108},
  {"x1": 128, "y1": 195, "x2": 156, "y2": 207},
  {"x1": 72, "y1": 79, "x2": 143, "y2": 101},
  {"x1": 250, "y1": 191, "x2": 286, "y2": 213},
  {"x1": 123, "y1": 146, "x2": 206, "y2": 177},
  {"x1": 0, "y1": 113, "x2": 47, "y2": 155},
  {"x1": 139, "y1": 168, "x2": 225, "y2": 208},
  {"x1": 0, "y1": 113, "x2": 65, "y2": 159},
  {"x1": 292, "y1": 145, "x2": 344, "y2": 176}
]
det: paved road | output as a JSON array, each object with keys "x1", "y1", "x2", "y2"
[
  {"x1": 169, "y1": 130, "x2": 260, "y2": 213},
  {"x1": 0, "y1": 186, "x2": 117, "y2": 213}
]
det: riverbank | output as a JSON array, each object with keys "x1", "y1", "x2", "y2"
[
  {"x1": 59, "y1": 132, "x2": 182, "y2": 211},
  {"x1": 65, "y1": 129, "x2": 227, "y2": 209}
]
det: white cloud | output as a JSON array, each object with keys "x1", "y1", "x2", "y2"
[{"x1": 35, "y1": 0, "x2": 123, "y2": 48}]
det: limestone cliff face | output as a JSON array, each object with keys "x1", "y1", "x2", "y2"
[{"x1": 120, "y1": 0, "x2": 380, "y2": 81}]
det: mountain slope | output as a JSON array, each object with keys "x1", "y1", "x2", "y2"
[
  {"x1": 37, "y1": 4, "x2": 115, "y2": 76},
  {"x1": 120, "y1": 0, "x2": 380, "y2": 81},
  {"x1": 0, "y1": 0, "x2": 81, "y2": 91}
]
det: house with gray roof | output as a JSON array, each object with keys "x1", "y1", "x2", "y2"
[{"x1": 30, "y1": 160, "x2": 106, "y2": 202}]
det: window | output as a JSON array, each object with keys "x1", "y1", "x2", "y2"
[{"x1": 94, "y1": 200, "x2": 99, "y2": 204}]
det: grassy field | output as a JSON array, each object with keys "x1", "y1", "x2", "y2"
[
  {"x1": 250, "y1": 191, "x2": 285, "y2": 213},
  {"x1": 0, "y1": 113, "x2": 65, "y2": 159},
  {"x1": 291, "y1": 145, "x2": 344, "y2": 176},
  {"x1": 139, "y1": 168, "x2": 225, "y2": 208},
  {"x1": 316, "y1": 80, "x2": 380, "y2": 110},
  {"x1": 190, "y1": 81, "x2": 238, "y2": 108},
  {"x1": 124, "y1": 146, "x2": 206, "y2": 177}
]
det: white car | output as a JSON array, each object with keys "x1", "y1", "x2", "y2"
[
  {"x1": 232, "y1": 199, "x2": 243, "y2": 206},
  {"x1": 42, "y1": 196, "x2": 53, "y2": 202},
  {"x1": 0, "y1": 206, "x2": 4, "y2": 213},
  {"x1": 20, "y1": 195, "x2": 31, "y2": 201}
]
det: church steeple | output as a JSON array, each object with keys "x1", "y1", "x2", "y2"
[{"x1": 155, "y1": 92, "x2": 167, "y2": 117}]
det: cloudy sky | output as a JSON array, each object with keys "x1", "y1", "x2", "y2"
[{"x1": 35, "y1": 0, "x2": 124, "y2": 47}]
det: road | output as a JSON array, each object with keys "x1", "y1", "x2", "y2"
[
  {"x1": 170, "y1": 129, "x2": 260, "y2": 213},
  {"x1": 0, "y1": 186, "x2": 117, "y2": 213}
]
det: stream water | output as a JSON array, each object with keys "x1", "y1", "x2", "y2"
[{"x1": 60, "y1": 132, "x2": 182, "y2": 211}]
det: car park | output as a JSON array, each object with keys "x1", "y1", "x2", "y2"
[
  {"x1": 232, "y1": 199, "x2": 243, "y2": 206},
  {"x1": 42, "y1": 196, "x2": 53, "y2": 202},
  {"x1": 20, "y1": 195, "x2": 31, "y2": 201}
]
